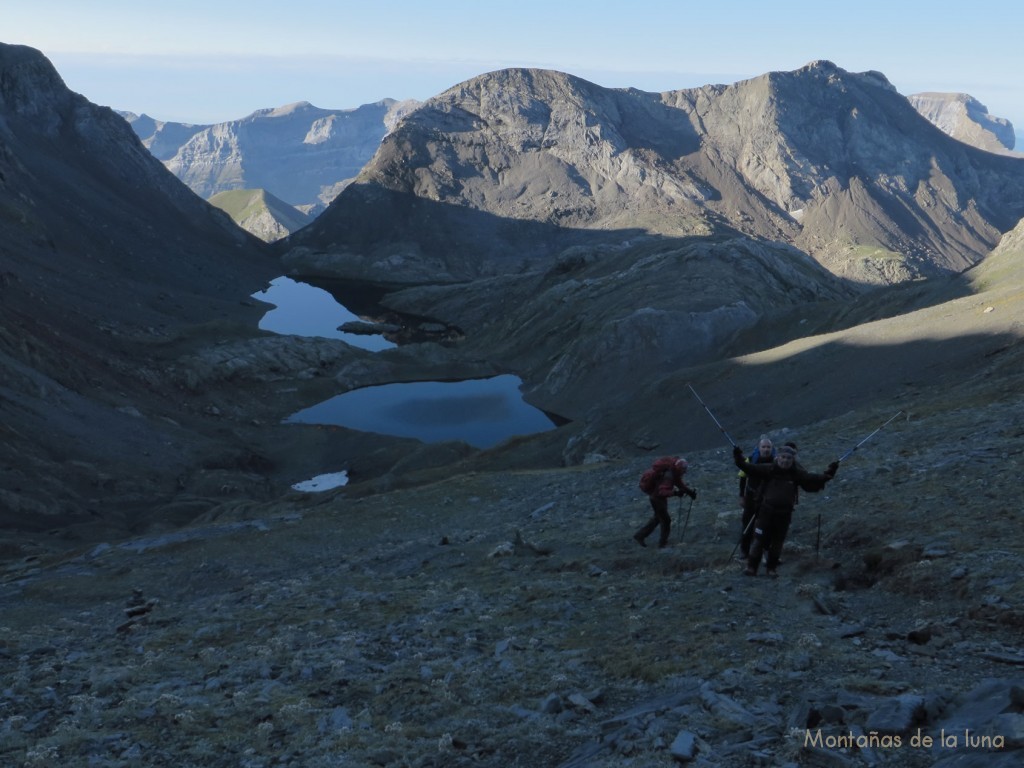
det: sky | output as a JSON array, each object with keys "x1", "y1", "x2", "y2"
[{"x1": 3, "y1": 0, "x2": 1024, "y2": 133}]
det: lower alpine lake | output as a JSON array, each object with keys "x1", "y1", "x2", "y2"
[{"x1": 285, "y1": 374, "x2": 563, "y2": 448}]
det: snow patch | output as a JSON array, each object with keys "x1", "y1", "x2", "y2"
[{"x1": 292, "y1": 471, "x2": 349, "y2": 492}]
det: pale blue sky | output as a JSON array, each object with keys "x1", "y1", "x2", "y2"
[{"x1": 3, "y1": 0, "x2": 1023, "y2": 132}]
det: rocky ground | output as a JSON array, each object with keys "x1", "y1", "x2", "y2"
[{"x1": 2, "y1": 381, "x2": 1023, "y2": 767}]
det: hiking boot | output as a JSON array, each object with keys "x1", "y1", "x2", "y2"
[
  {"x1": 766, "y1": 568, "x2": 778, "y2": 578},
  {"x1": 633, "y1": 533, "x2": 646, "y2": 548},
  {"x1": 657, "y1": 541, "x2": 669, "y2": 549},
  {"x1": 743, "y1": 566, "x2": 756, "y2": 577}
]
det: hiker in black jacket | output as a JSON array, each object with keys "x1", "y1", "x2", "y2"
[
  {"x1": 737, "y1": 435, "x2": 775, "y2": 559},
  {"x1": 732, "y1": 444, "x2": 838, "y2": 577}
]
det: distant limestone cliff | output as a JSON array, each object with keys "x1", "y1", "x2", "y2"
[
  {"x1": 122, "y1": 98, "x2": 420, "y2": 223},
  {"x1": 908, "y1": 91, "x2": 1016, "y2": 153}
]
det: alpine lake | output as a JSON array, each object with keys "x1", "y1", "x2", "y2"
[{"x1": 252, "y1": 277, "x2": 564, "y2": 473}]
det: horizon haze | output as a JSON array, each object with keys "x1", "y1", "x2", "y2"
[{"x1": 3, "y1": 0, "x2": 1023, "y2": 133}]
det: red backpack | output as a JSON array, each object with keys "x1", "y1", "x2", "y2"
[{"x1": 638, "y1": 456, "x2": 678, "y2": 494}]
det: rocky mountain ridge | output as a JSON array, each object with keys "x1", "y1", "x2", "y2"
[
  {"x1": 285, "y1": 62, "x2": 1024, "y2": 288},
  {"x1": 120, "y1": 70, "x2": 1019, "y2": 248}
]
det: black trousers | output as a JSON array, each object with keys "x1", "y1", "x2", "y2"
[
  {"x1": 748, "y1": 504, "x2": 793, "y2": 572},
  {"x1": 740, "y1": 494, "x2": 758, "y2": 557},
  {"x1": 636, "y1": 495, "x2": 672, "y2": 546}
]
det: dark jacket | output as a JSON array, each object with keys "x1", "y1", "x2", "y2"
[
  {"x1": 738, "y1": 448, "x2": 774, "y2": 497},
  {"x1": 733, "y1": 454, "x2": 832, "y2": 512}
]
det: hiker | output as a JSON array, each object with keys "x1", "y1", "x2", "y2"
[
  {"x1": 737, "y1": 435, "x2": 775, "y2": 560},
  {"x1": 732, "y1": 444, "x2": 837, "y2": 577},
  {"x1": 634, "y1": 457, "x2": 697, "y2": 548}
]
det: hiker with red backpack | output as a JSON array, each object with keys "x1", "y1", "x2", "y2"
[
  {"x1": 634, "y1": 457, "x2": 697, "y2": 549},
  {"x1": 732, "y1": 444, "x2": 838, "y2": 577}
]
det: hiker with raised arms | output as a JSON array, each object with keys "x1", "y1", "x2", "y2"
[
  {"x1": 634, "y1": 457, "x2": 697, "y2": 549},
  {"x1": 732, "y1": 444, "x2": 838, "y2": 577}
]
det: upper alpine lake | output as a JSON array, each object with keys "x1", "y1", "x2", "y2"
[{"x1": 252, "y1": 276, "x2": 395, "y2": 351}]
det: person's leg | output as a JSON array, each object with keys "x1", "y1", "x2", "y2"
[
  {"x1": 740, "y1": 497, "x2": 755, "y2": 558},
  {"x1": 634, "y1": 497, "x2": 663, "y2": 545},
  {"x1": 656, "y1": 502, "x2": 672, "y2": 547},
  {"x1": 765, "y1": 511, "x2": 792, "y2": 575},
  {"x1": 746, "y1": 507, "x2": 768, "y2": 575}
]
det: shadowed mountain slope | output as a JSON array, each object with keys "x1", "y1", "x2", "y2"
[
  {"x1": 285, "y1": 62, "x2": 1024, "y2": 286},
  {"x1": 0, "y1": 44, "x2": 284, "y2": 532}
]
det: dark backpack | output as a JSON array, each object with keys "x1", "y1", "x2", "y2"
[{"x1": 638, "y1": 456, "x2": 677, "y2": 494}]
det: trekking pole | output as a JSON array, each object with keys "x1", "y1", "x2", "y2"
[
  {"x1": 687, "y1": 384, "x2": 737, "y2": 448},
  {"x1": 727, "y1": 514, "x2": 757, "y2": 564},
  {"x1": 679, "y1": 496, "x2": 695, "y2": 541},
  {"x1": 837, "y1": 410, "x2": 904, "y2": 463},
  {"x1": 815, "y1": 513, "x2": 821, "y2": 559}
]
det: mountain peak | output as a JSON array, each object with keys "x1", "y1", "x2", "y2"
[
  {"x1": 0, "y1": 43, "x2": 75, "y2": 127},
  {"x1": 800, "y1": 58, "x2": 841, "y2": 73},
  {"x1": 266, "y1": 100, "x2": 316, "y2": 117}
]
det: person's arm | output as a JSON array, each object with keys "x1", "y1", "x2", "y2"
[
  {"x1": 797, "y1": 462, "x2": 839, "y2": 492},
  {"x1": 732, "y1": 445, "x2": 749, "y2": 471},
  {"x1": 734, "y1": 446, "x2": 770, "y2": 477}
]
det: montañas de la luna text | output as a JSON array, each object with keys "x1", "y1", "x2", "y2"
[{"x1": 804, "y1": 729, "x2": 1005, "y2": 750}]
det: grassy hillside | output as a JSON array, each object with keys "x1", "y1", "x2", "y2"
[{"x1": 209, "y1": 188, "x2": 312, "y2": 241}]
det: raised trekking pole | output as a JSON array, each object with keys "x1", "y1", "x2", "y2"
[
  {"x1": 837, "y1": 410, "x2": 904, "y2": 463},
  {"x1": 687, "y1": 384, "x2": 737, "y2": 448}
]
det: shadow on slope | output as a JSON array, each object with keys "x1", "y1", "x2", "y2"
[
  {"x1": 334, "y1": 324, "x2": 1021, "y2": 497},
  {"x1": 627, "y1": 327, "x2": 1023, "y2": 459},
  {"x1": 281, "y1": 185, "x2": 666, "y2": 282}
]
